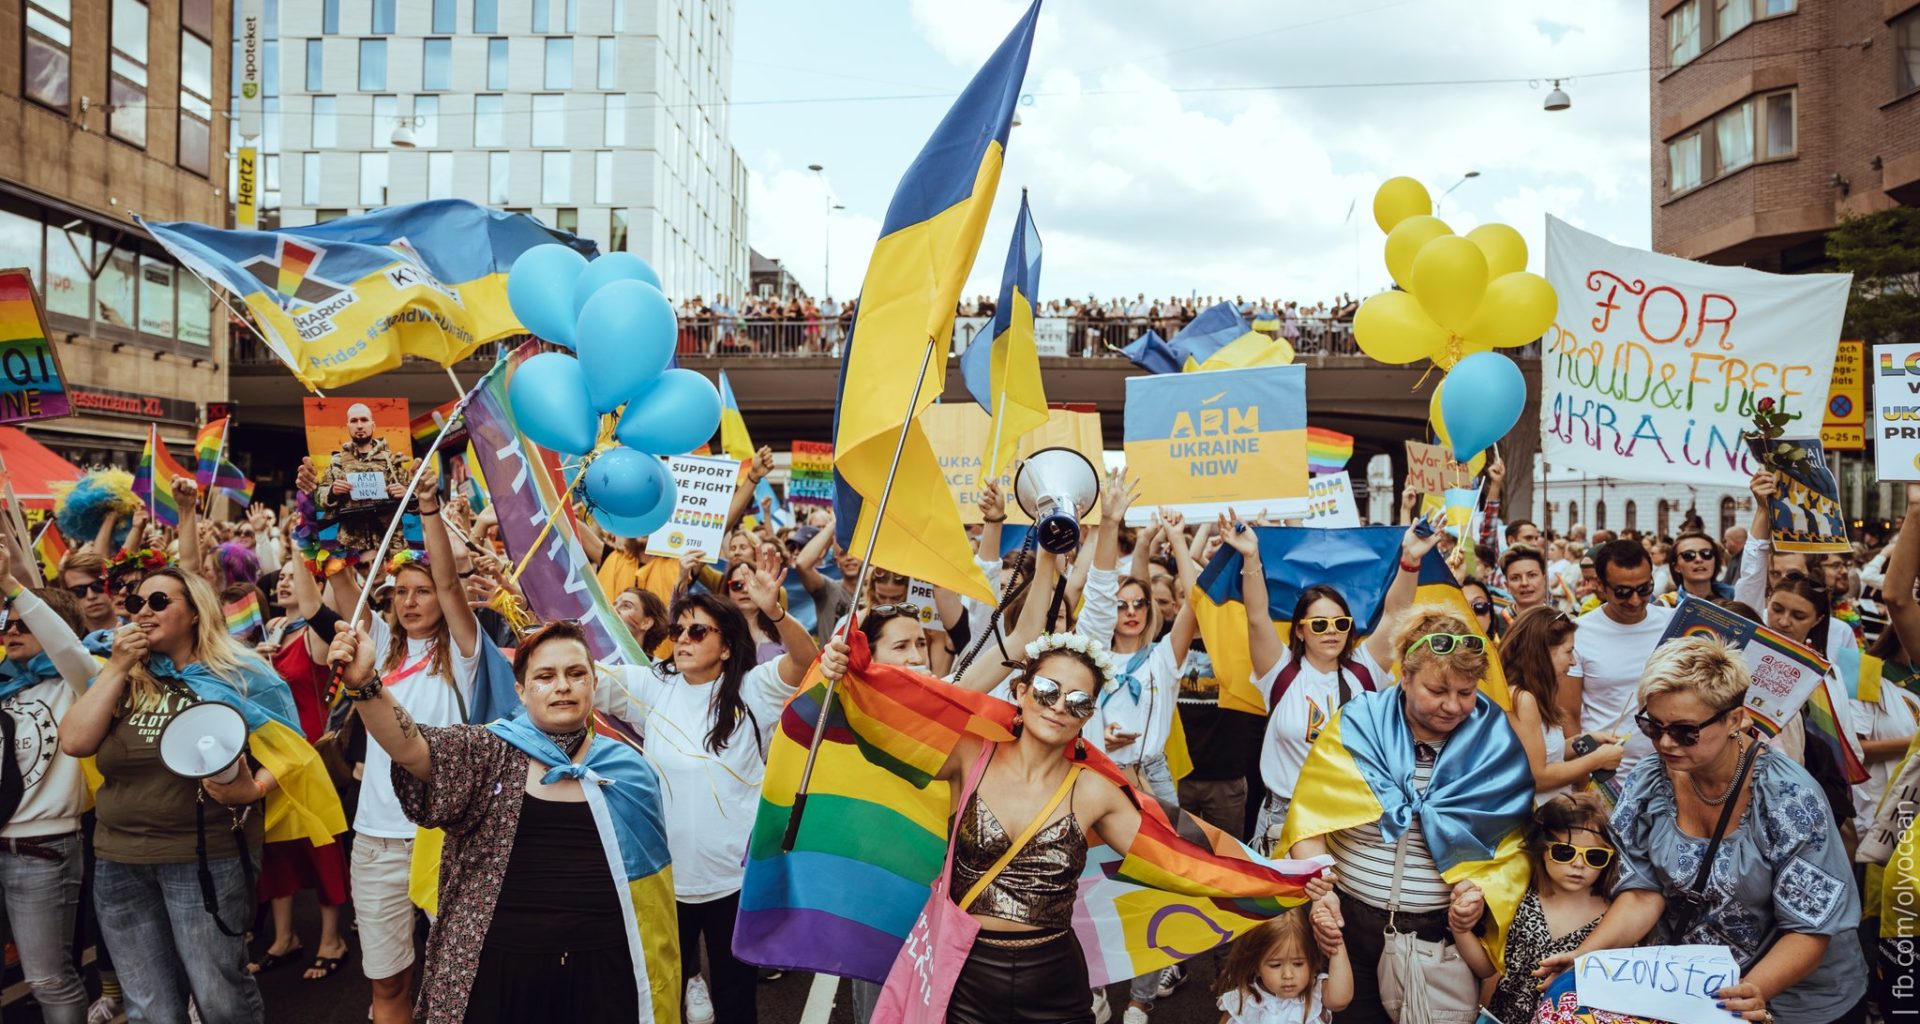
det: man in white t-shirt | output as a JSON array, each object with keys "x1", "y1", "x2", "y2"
[{"x1": 1566, "y1": 539, "x2": 1673, "y2": 773}]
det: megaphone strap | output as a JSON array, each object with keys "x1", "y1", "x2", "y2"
[{"x1": 193, "y1": 788, "x2": 257, "y2": 939}]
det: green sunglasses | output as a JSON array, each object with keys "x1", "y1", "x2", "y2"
[{"x1": 1407, "y1": 632, "x2": 1487, "y2": 656}]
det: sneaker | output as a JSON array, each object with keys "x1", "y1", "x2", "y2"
[
  {"x1": 1122, "y1": 1006, "x2": 1151, "y2": 1024},
  {"x1": 1091, "y1": 988, "x2": 1112, "y2": 1024},
  {"x1": 1153, "y1": 964, "x2": 1187, "y2": 999},
  {"x1": 758, "y1": 967, "x2": 786, "y2": 981},
  {"x1": 685, "y1": 976, "x2": 715, "y2": 1024},
  {"x1": 86, "y1": 996, "x2": 123, "y2": 1024}
]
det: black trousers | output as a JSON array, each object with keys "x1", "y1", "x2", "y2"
[
  {"x1": 947, "y1": 929, "x2": 1093, "y2": 1024},
  {"x1": 678, "y1": 892, "x2": 756, "y2": 1024},
  {"x1": 1332, "y1": 890, "x2": 1453, "y2": 1024},
  {"x1": 464, "y1": 943, "x2": 637, "y2": 1022}
]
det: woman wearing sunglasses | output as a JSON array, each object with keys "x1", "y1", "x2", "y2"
[
  {"x1": 1654, "y1": 530, "x2": 1734, "y2": 606},
  {"x1": 1501, "y1": 607, "x2": 1624, "y2": 803},
  {"x1": 1539, "y1": 636, "x2": 1868, "y2": 1024},
  {"x1": 1221, "y1": 509, "x2": 1446, "y2": 856},
  {"x1": 599, "y1": 565, "x2": 819, "y2": 1024}
]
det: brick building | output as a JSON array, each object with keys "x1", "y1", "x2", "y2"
[
  {"x1": 1650, "y1": 0, "x2": 1920, "y2": 267},
  {"x1": 0, "y1": 0, "x2": 231, "y2": 466}
]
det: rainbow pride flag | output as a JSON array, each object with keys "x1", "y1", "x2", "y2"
[
  {"x1": 411, "y1": 398, "x2": 462, "y2": 446},
  {"x1": 223, "y1": 591, "x2": 264, "y2": 639},
  {"x1": 1305, "y1": 426, "x2": 1353, "y2": 475},
  {"x1": 193, "y1": 417, "x2": 253, "y2": 506},
  {"x1": 735, "y1": 632, "x2": 1328, "y2": 986},
  {"x1": 0, "y1": 270, "x2": 70, "y2": 423},
  {"x1": 30, "y1": 520, "x2": 67, "y2": 581},
  {"x1": 131, "y1": 426, "x2": 194, "y2": 527}
]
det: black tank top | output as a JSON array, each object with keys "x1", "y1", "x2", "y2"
[{"x1": 483, "y1": 795, "x2": 628, "y2": 952}]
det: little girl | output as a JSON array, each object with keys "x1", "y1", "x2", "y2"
[
  {"x1": 1214, "y1": 907, "x2": 1353, "y2": 1024},
  {"x1": 1466, "y1": 792, "x2": 1616, "y2": 1024}
]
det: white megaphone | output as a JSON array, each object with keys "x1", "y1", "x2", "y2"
[
  {"x1": 158, "y1": 703, "x2": 248, "y2": 784},
  {"x1": 1014, "y1": 447, "x2": 1101, "y2": 555}
]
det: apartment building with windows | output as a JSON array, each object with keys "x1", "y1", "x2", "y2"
[{"x1": 1651, "y1": 0, "x2": 1920, "y2": 267}]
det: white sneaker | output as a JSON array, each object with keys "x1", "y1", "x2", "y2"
[
  {"x1": 86, "y1": 996, "x2": 122, "y2": 1024},
  {"x1": 1091, "y1": 988, "x2": 1112, "y2": 1024},
  {"x1": 685, "y1": 975, "x2": 716, "y2": 1024},
  {"x1": 1153, "y1": 963, "x2": 1187, "y2": 998},
  {"x1": 1122, "y1": 1006, "x2": 1151, "y2": 1024}
]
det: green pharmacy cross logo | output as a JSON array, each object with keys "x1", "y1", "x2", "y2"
[{"x1": 241, "y1": 83, "x2": 258, "y2": 99}]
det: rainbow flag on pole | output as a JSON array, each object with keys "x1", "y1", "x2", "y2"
[
  {"x1": 131, "y1": 425, "x2": 194, "y2": 527},
  {"x1": 223, "y1": 591, "x2": 264, "y2": 639},
  {"x1": 194, "y1": 418, "x2": 253, "y2": 506},
  {"x1": 1305, "y1": 426, "x2": 1353, "y2": 475},
  {"x1": 30, "y1": 520, "x2": 67, "y2": 581}
]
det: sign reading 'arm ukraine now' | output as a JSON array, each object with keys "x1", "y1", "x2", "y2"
[{"x1": 1121, "y1": 364, "x2": 1308, "y2": 525}]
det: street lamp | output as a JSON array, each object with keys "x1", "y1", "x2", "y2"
[
  {"x1": 390, "y1": 114, "x2": 425, "y2": 148},
  {"x1": 808, "y1": 164, "x2": 837, "y2": 299},
  {"x1": 1436, "y1": 170, "x2": 1479, "y2": 216}
]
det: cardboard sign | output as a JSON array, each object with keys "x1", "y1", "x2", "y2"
[
  {"x1": 921, "y1": 403, "x2": 1104, "y2": 526},
  {"x1": 1747, "y1": 436, "x2": 1848, "y2": 554},
  {"x1": 1575, "y1": 945, "x2": 1740, "y2": 1024},
  {"x1": 1303, "y1": 473, "x2": 1361, "y2": 528},
  {"x1": 1659, "y1": 596, "x2": 1829, "y2": 734},
  {"x1": 1821, "y1": 339, "x2": 1864, "y2": 450},
  {"x1": 304, "y1": 397, "x2": 411, "y2": 474},
  {"x1": 646, "y1": 455, "x2": 738, "y2": 561},
  {"x1": 905, "y1": 578, "x2": 941, "y2": 628},
  {"x1": 788, "y1": 441, "x2": 834, "y2": 507},
  {"x1": 1404, "y1": 440, "x2": 1473, "y2": 497},
  {"x1": 0, "y1": 269, "x2": 72, "y2": 424},
  {"x1": 1122, "y1": 365, "x2": 1307, "y2": 524},
  {"x1": 1874, "y1": 342, "x2": 1920, "y2": 481}
]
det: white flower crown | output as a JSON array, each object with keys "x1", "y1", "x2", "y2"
[{"x1": 1023, "y1": 632, "x2": 1119, "y2": 690}]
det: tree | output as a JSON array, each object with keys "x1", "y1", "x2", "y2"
[{"x1": 1827, "y1": 207, "x2": 1920, "y2": 343}]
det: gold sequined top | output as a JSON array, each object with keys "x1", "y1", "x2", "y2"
[{"x1": 949, "y1": 791, "x2": 1086, "y2": 929}]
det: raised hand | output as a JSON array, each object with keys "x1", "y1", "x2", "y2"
[
  {"x1": 109, "y1": 623, "x2": 150, "y2": 671},
  {"x1": 297, "y1": 457, "x2": 319, "y2": 494},
  {"x1": 746, "y1": 546, "x2": 789, "y2": 613},
  {"x1": 327, "y1": 621, "x2": 376, "y2": 686},
  {"x1": 819, "y1": 637, "x2": 852, "y2": 681},
  {"x1": 171, "y1": 475, "x2": 199, "y2": 510},
  {"x1": 978, "y1": 479, "x2": 1006, "y2": 523},
  {"x1": 1216, "y1": 510, "x2": 1259, "y2": 559},
  {"x1": 1100, "y1": 469, "x2": 1142, "y2": 524}
]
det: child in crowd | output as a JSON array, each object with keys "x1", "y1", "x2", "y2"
[
  {"x1": 1467, "y1": 792, "x2": 1615, "y2": 1024},
  {"x1": 1213, "y1": 907, "x2": 1352, "y2": 1024}
]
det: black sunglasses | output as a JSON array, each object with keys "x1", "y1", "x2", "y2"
[
  {"x1": 123, "y1": 592, "x2": 176, "y2": 615},
  {"x1": 726, "y1": 579, "x2": 749, "y2": 593},
  {"x1": 1469, "y1": 599, "x2": 1493, "y2": 616},
  {"x1": 68, "y1": 580, "x2": 107, "y2": 598},
  {"x1": 1117, "y1": 598, "x2": 1151, "y2": 612},
  {"x1": 1634, "y1": 705, "x2": 1735, "y2": 747},
  {"x1": 2, "y1": 617, "x2": 27, "y2": 635},
  {"x1": 1609, "y1": 582, "x2": 1655, "y2": 601},
  {"x1": 1675, "y1": 548, "x2": 1715, "y2": 563},
  {"x1": 1028, "y1": 676, "x2": 1096, "y2": 720},
  {"x1": 1776, "y1": 569, "x2": 1828, "y2": 592},
  {"x1": 669, "y1": 623, "x2": 718, "y2": 643}
]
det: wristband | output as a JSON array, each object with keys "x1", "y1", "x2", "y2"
[
  {"x1": 342, "y1": 678, "x2": 385, "y2": 702},
  {"x1": 1399, "y1": 558, "x2": 1422, "y2": 573},
  {"x1": 983, "y1": 515, "x2": 1006, "y2": 524},
  {"x1": 1, "y1": 579, "x2": 25, "y2": 600},
  {"x1": 769, "y1": 607, "x2": 788, "y2": 624}
]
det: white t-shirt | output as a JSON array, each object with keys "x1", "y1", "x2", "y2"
[
  {"x1": 2, "y1": 590, "x2": 99, "y2": 839},
  {"x1": 1085, "y1": 637, "x2": 1179, "y2": 766},
  {"x1": 1569, "y1": 602, "x2": 1674, "y2": 772},
  {"x1": 607, "y1": 660, "x2": 792, "y2": 902},
  {"x1": 1852, "y1": 683, "x2": 1920, "y2": 831},
  {"x1": 357, "y1": 618, "x2": 480, "y2": 839},
  {"x1": 1218, "y1": 978, "x2": 1328, "y2": 1023},
  {"x1": 1253, "y1": 645, "x2": 1386, "y2": 800}
]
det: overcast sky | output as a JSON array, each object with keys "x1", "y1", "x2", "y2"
[{"x1": 730, "y1": 0, "x2": 1652, "y2": 306}]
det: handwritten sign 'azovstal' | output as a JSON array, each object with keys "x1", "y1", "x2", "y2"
[{"x1": 1576, "y1": 944, "x2": 1740, "y2": 1024}]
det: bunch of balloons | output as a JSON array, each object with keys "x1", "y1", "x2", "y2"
[
  {"x1": 1354, "y1": 176, "x2": 1549, "y2": 463},
  {"x1": 503, "y1": 245, "x2": 722, "y2": 536}
]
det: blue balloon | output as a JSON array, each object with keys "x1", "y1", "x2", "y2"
[
  {"x1": 508, "y1": 352, "x2": 600, "y2": 455},
  {"x1": 614, "y1": 369, "x2": 722, "y2": 455},
  {"x1": 594, "y1": 479, "x2": 676, "y2": 538},
  {"x1": 583, "y1": 447, "x2": 668, "y2": 518},
  {"x1": 1438, "y1": 352, "x2": 1526, "y2": 462},
  {"x1": 575, "y1": 280, "x2": 678, "y2": 413},
  {"x1": 508, "y1": 245, "x2": 589, "y2": 347},
  {"x1": 572, "y1": 252, "x2": 664, "y2": 320}
]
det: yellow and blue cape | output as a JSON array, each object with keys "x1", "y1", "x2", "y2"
[{"x1": 1279, "y1": 685, "x2": 1533, "y2": 969}]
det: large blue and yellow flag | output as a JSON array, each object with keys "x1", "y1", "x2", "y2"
[
  {"x1": 832, "y1": 1, "x2": 1039, "y2": 604},
  {"x1": 960, "y1": 190, "x2": 1047, "y2": 480},
  {"x1": 140, "y1": 200, "x2": 595, "y2": 391},
  {"x1": 1120, "y1": 328, "x2": 1181, "y2": 374},
  {"x1": 718, "y1": 369, "x2": 755, "y2": 461},
  {"x1": 1168, "y1": 300, "x2": 1252, "y2": 367},
  {"x1": 1278, "y1": 687, "x2": 1533, "y2": 970}
]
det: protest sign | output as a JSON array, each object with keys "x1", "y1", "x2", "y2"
[
  {"x1": 647, "y1": 455, "x2": 737, "y2": 561},
  {"x1": 923, "y1": 403, "x2": 1104, "y2": 526},
  {"x1": 1303, "y1": 473, "x2": 1361, "y2": 528},
  {"x1": 1403, "y1": 440, "x2": 1473, "y2": 497},
  {"x1": 1658, "y1": 596, "x2": 1828, "y2": 734},
  {"x1": 1122, "y1": 365, "x2": 1307, "y2": 525},
  {"x1": 1874, "y1": 342, "x2": 1920, "y2": 482},
  {"x1": 905, "y1": 578, "x2": 940, "y2": 628},
  {"x1": 1575, "y1": 945, "x2": 1739, "y2": 1024},
  {"x1": 788, "y1": 441, "x2": 834, "y2": 507},
  {"x1": 1542, "y1": 216, "x2": 1850, "y2": 485},
  {"x1": 1820, "y1": 339, "x2": 1863, "y2": 450},
  {"x1": 0, "y1": 269, "x2": 71, "y2": 424},
  {"x1": 1747, "y1": 436, "x2": 1848, "y2": 554},
  {"x1": 304, "y1": 397, "x2": 411, "y2": 474}
]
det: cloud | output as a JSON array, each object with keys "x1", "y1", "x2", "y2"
[{"x1": 745, "y1": 160, "x2": 883, "y2": 301}]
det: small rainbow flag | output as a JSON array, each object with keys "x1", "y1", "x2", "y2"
[
  {"x1": 131, "y1": 426, "x2": 194, "y2": 528},
  {"x1": 411, "y1": 398, "x2": 462, "y2": 446},
  {"x1": 223, "y1": 591, "x2": 264, "y2": 639},
  {"x1": 1305, "y1": 426, "x2": 1353, "y2": 475},
  {"x1": 31, "y1": 520, "x2": 67, "y2": 581},
  {"x1": 193, "y1": 417, "x2": 253, "y2": 506}
]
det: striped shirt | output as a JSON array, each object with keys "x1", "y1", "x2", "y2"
[{"x1": 1326, "y1": 739, "x2": 1451, "y2": 913}]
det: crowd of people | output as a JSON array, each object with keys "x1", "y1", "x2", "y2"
[{"x1": 0, "y1": 420, "x2": 1912, "y2": 1024}]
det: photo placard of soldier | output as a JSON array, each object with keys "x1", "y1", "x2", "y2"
[{"x1": 302, "y1": 397, "x2": 413, "y2": 554}]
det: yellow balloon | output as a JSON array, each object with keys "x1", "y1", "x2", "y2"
[
  {"x1": 1462, "y1": 271, "x2": 1559, "y2": 348},
  {"x1": 1410, "y1": 235, "x2": 1489, "y2": 334},
  {"x1": 1427, "y1": 380, "x2": 1486, "y2": 476},
  {"x1": 1354, "y1": 291, "x2": 1448, "y2": 365},
  {"x1": 1372, "y1": 176, "x2": 1433, "y2": 233},
  {"x1": 1383, "y1": 215, "x2": 1452, "y2": 292},
  {"x1": 1465, "y1": 223, "x2": 1528, "y2": 278}
]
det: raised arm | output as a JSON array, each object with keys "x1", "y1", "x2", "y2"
[
  {"x1": 326, "y1": 622, "x2": 432, "y2": 781},
  {"x1": 792, "y1": 512, "x2": 836, "y2": 592},
  {"x1": 976, "y1": 480, "x2": 1007, "y2": 562},
  {"x1": 1366, "y1": 513, "x2": 1444, "y2": 668},
  {"x1": 60, "y1": 624, "x2": 146, "y2": 757},
  {"x1": 1216, "y1": 511, "x2": 1284, "y2": 679},
  {"x1": 750, "y1": 546, "x2": 819, "y2": 687},
  {"x1": 89, "y1": 509, "x2": 120, "y2": 557},
  {"x1": 952, "y1": 551, "x2": 1062, "y2": 693},
  {"x1": 724, "y1": 447, "x2": 775, "y2": 534},
  {"x1": 417, "y1": 480, "x2": 480, "y2": 658},
  {"x1": 1, "y1": 558, "x2": 95, "y2": 692},
  {"x1": 1883, "y1": 485, "x2": 1920, "y2": 664},
  {"x1": 1734, "y1": 471, "x2": 1774, "y2": 611},
  {"x1": 173, "y1": 477, "x2": 205, "y2": 584}
]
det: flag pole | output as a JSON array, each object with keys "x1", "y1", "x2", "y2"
[
  {"x1": 986, "y1": 389, "x2": 1009, "y2": 482},
  {"x1": 0, "y1": 446, "x2": 34, "y2": 546},
  {"x1": 143, "y1": 426, "x2": 156, "y2": 523},
  {"x1": 780, "y1": 335, "x2": 940, "y2": 853}
]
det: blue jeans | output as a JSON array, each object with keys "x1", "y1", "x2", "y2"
[
  {"x1": 94, "y1": 857, "x2": 263, "y2": 1024},
  {"x1": 0, "y1": 835, "x2": 88, "y2": 1024}
]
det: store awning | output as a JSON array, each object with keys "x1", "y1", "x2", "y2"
[{"x1": 0, "y1": 426, "x2": 82, "y2": 509}]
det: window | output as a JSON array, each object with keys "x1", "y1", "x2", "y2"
[
  {"x1": 413, "y1": 95, "x2": 440, "y2": 148},
  {"x1": 109, "y1": 0, "x2": 150, "y2": 145},
  {"x1": 565, "y1": 0, "x2": 578, "y2": 32},
  {"x1": 1715, "y1": 102, "x2": 1755, "y2": 174},
  {"x1": 474, "y1": 0, "x2": 497, "y2": 33},
  {"x1": 359, "y1": 39, "x2": 387, "y2": 91},
  {"x1": 488, "y1": 152, "x2": 510, "y2": 205},
  {"x1": 1669, "y1": 133, "x2": 1703, "y2": 193},
  {"x1": 44, "y1": 221, "x2": 88, "y2": 318},
  {"x1": 322, "y1": 0, "x2": 339, "y2": 34},
  {"x1": 311, "y1": 95, "x2": 337, "y2": 146},
  {"x1": 303, "y1": 152, "x2": 321, "y2": 204},
  {"x1": 604, "y1": 94, "x2": 626, "y2": 146},
  {"x1": 546, "y1": 38, "x2": 573, "y2": 90},
  {"x1": 178, "y1": 271, "x2": 211, "y2": 346},
  {"x1": 1761, "y1": 0, "x2": 1794, "y2": 12},
  {"x1": 306, "y1": 38, "x2": 324, "y2": 90},
  {"x1": 1715, "y1": 0, "x2": 1751, "y2": 40},
  {"x1": 429, "y1": 152, "x2": 453, "y2": 197},
  {"x1": 432, "y1": 0, "x2": 456, "y2": 33},
  {"x1": 24, "y1": 0, "x2": 73, "y2": 109},
  {"x1": 533, "y1": 95, "x2": 565, "y2": 146},
  {"x1": 371, "y1": 0, "x2": 395, "y2": 34},
  {"x1": 543, "y1": 151, "x2": 571, "y2": 203},
  {"x1": 598, "y1": 38, "x2": 617, "y2": 89},
  {"x1": 1762, "y1": 91, "x2": 1794, "y2": 159},
  {"x1": 423, "y1": 38, "x2": 451, "y2": 91},
  {"x1": 1899, "y1": 12, "x2": 1920, "y2": 97},
  {"x1": 596, "y1": 151, "x2": 613, "y2": 204},
  {"x1": 179, "y1": 25, "x2": 214, "y2": 175},
  {"x1": 360, "y1": 152, "x2": 388, "y2": 206},
  {"x1": 97, "y1": 245, "x2": 136, "y2": 328},
  {"x1": 554, "y1": 208, "x2": 578, "y2": 235},
  {"x1": 488, "y1": 38, "x2": 509, "y2": 89},
  {"x1": 1656, "y1": 500, "x2": 1672, "y2": 538},
  {"x1": 613, "y1": 0, "x2": 625, "y2": 32},
  {"x1": 533, "y1": 0, "x2": 550, "y2": 32},
  {"x1": 1624, "y1": 500, "x2": 1638, "y2": 533},
  {"x1": 373, "y1": 95, "x2": 397, "y2": 147},
  {"x1": 1719, "y1": 496, "x2": 1736, "y2": 535},
  {"x1": 609, "y1": 208, "x2": 628, "y2": 252},
  {"x1": 0, "y1": 209, "x2": 39, "y2": 278},
  {"x1": 474, "y1": 94, "x2": 503, "y2": 146},
  {"x1": 139, "y1": 257, "x2": 174, "y2": 338},
  {"x1": 313, "y1": 209, "x2": 348, "y2": 224},
  {"x1": 1667, "y1": 0, "x2": 1700, "y2": 65},
  {"x1": 1669, "y1": 90, "x2": 1794, "y2": 195}
]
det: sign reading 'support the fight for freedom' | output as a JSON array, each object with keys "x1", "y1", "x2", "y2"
[{"x1": 1541, "y1": 217, "x2": 1851, "y2": 486}]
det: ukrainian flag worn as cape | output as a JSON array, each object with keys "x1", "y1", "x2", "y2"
[
  {"x1": 146, "y1": 655, "x2": 347, "y2": 847},
  {"x1": 1278, "y1": 685, "x2": 1532, "y2": 970}
]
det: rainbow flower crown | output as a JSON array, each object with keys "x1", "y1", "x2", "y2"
[
  {"x1": 384, "y1": 549, "x2": 429, "y2": 576},
  {"x1": 1023, "y1": 632, "x2": 1117, "y2": 689}
]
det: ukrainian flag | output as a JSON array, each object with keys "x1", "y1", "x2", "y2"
[
  {"x1": 1278, "y1": 686, "x2": 1534, "y2": 970},
  {"x1": 718, "y1": 369, "x2": 755, "y2": 461},
  {"x1": 832, "y1": 1, "x2": 1040, "y2": 604},
  {"x1": 960, "y1": 190, "x2": 1047, "y2": 480}
]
